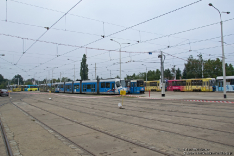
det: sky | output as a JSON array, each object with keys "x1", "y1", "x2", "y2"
[{"x1": 0, "y1": 0, "x2": 234, "y2": 81}]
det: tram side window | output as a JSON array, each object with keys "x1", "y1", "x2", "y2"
[
  {"x1": 150, "y1": 82, "x2": 157, "y2": 86},
  {"x1": 183, "y1": 81, "x2": 186, "y2": 86},
  {"x1": 106, "y1": 83, "x2": 110, "y2": 88},
  {"x1": 82, "y1": 85, "x2": 85, "y2": 91},
  {"x1": 87, "y1": 85, "x2": 91, "y2": 89},
  {"x1": 101, "y1": 83, "x2": 105, "y2": 88},
  {"x1": 61, "y1": 85, "x2": 64, "y2": 88}
]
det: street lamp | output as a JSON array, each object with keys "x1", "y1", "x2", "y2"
[
  {"x1": 110, "y1": 39, "x2": 130, "y2": 79},
  {"x1": 209, "y1": 3, "x2": 230, "y2": 98},
  {"x1": 51, "y1": 67, "x2": 58, "y2": 83},
  {"x1": 142, "y1": 64, "x2": 147, "y2": 82},
  {"x1": 68, "y1": 59, "x2": 76, "y2": 81}
]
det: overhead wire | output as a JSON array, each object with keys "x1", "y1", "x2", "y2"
[
  {"x1": 12, "y1": 0, "x2": 203, "y2": 71},
  {"x1": 4, "y1": 0, "x2": 233, "y2": 78},
  {"x1": 15, "y1": 0, "x2": 83, "y2": 64},
  {"x1": 9, "y1": 0, "x2": 205, "y2": 42}
]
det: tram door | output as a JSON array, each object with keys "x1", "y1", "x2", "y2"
[
  {"x1": 130, "y1": 82, "x2": 137, "y2": 94},
  {"x1": 186, "y1": 81, "x2": 191, "y2": 91}
]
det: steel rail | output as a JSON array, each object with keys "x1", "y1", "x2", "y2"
[
  {"x1": 21, "y1": 99, "x2": 234, "y2": 148},
  {"x1": 42, "y1": 98, "x2": 234, "y2": 135},
  {"x1": 50, "y1": 97, "x2": 234, "y2": 125},
  {"x1": 0, "y1": 117, "x2": 13, "y2": 156},
  {"x1": 16, "y1": 99, "x2": 174, "y2": 156},
  {"x1": 9, "y1": 100, "x2": 96, "y2": 156}
]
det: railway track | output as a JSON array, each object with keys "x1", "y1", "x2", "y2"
[
  {"x1": 9, "y1": 99, "x2": 96, "y2": 156},
  {"x1": 10, "y1": 99, "x2": 174, "y2": 156},
  {"x1": 49, "y1": 97, "x2": 234, "y2": 125},
  {"x1": 22, "y1": 98, "x2": 234, "y2": 148},
  {"x1": 101, "y1": 98, "x2": 234, "y2": 119},
  {"x1": 0, "y1": 114, "x2": 13, "y2": 156},
  {"x1": 39, "y1": 98, "x2": 234, "y2": 135}
]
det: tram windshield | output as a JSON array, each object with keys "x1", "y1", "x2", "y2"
[
  {"x1": 120, "y1": 80, "x2": 125, "y2": 87},
  {"x1": 209, "y1": 80, "x2": 215, "y2": 86},
  {"x1": 116, "y1": 81, "x2": 121, "y2": 88},
  {"x1": 137, "y1": 80, "x2": 144, "y2": 87}
]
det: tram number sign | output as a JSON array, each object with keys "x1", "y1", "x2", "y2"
[{"x1": 120, "y1": 90, "x2": 126, "y2": 95}]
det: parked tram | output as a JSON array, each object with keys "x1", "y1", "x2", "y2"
[
  {"x1": 40, "y1": 78, "x2": 127, "y2": 95},
  {"x1": 145, "y1": 80, "x2": 161, "y2": 92},
  {"x1": 24, "y1": 85, "x2": 39, "y2": 91},
  {"x1": 216, "y1": 76, "x2": 234, "y2": 91},
  {"x1": 167, "y1": 78, "x2": 214, "y2": 92}
]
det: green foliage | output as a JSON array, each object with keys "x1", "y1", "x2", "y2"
[
  {"x1": 25, "y1": 81, "x2": 33, "y2": 85},
  {"x1": 0, "y1": 74, "x2": 8, "y2": 88},
  {"x1": 203, "y1": 58, "x2": 222, "y2": 78},
  {"x1": 164, "y1": 68, "x2": 172, "y2": 80},
  {"x1": 226, "y1": 64, "x2": 234, "y2": 76},
  {"x1": 184, "y1": 54, "x2": 203, "y2": 78},
  {"x1": 12, "y1": 74, "x2": 24, "y2": 85},
  {"x1": 176, "y1": 68, "x2": 182, "y2": 79},
  {"x1": 80, "y1": 54, "x2": 89, "y2": 80},
  {"x1": 125, "y1": 69, "x2": 161, "y2": 81}
]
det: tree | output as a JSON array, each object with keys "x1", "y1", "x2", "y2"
[
  {"x1": 184, "y1": 54, "x2": 202, "y2": 78},
  {"x1": 0, "y1": 74, "x2": 8, "y2": 88},
  {"x1": 115, "y1": 75, "x2": 120, "y2": 79},
  {"x1": 25, "y1": 81, "x2": 33, "y2": 85},
  {"x1": 12, "y1": 74, "x2": 24, "y2": 85},
  {"x1": 182, "y1": 67, "x2": 187, "y2": 79},
  {"x1": 226, "y1": 63, "x2": 234, "y2": 76},
  {"x1": 176, "y1": 68, "x2": 182, "y2": 79},
  {"x1": 80, "y1": 54, "x2": 88, "y2": 80},
  {"x1": 171, "y1": 65, "x2": 176, "y2": 79},
  {"x1": 155, "y1": 69, "x2": 161, "y2": 80},
  {"x1": 164, "y1": 68, "x2": 172, "y2": 80}
]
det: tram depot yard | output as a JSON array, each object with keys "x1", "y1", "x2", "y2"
[{"x1": 0, "y1": 91, "x2": 234, "y2": 156}]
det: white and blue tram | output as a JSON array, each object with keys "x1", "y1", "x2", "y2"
[
  {"x1": 125, "y1": 79, "x2": 145, "y2": 94},
  {"x1": 40, "y1": 78, "x2": 126, "y2": 95}
]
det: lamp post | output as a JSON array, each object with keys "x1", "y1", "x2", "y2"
[
  {"x1": 51, "y1": 67, "x2": 58, "y2": 83},
  {"x1": 142, "y1": 64, "x2": 147, "y2": 82},
  {"x1": 110, "y1": 39, "x2": 130, "y2": 79},
  {"x1": 209, "y1": 3, "x2": 230, "y2": 98},
  {"x1": 68, "y1": 59, "x2": 76, "y2": 81}
]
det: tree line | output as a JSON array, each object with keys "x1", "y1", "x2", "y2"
[
  {"x1": 125, "y1": 54, "x2": 234, "y2": 81},
  {"x1": 1, "y1": 54, "x2": 233, "y2": 89}
]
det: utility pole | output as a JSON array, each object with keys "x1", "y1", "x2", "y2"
[
  {"x1": 146, "y1": 67, "x2": 147, "y2": 82},
  {"x1": 158, "y1": 51, "x2": 165, "y2": 97},
  {"x1": 18, "y1": 78, "x2": 19, "y2": 86},
  {"x1": 60, "y1": 72, "x2": 61, "y2": 83},
  {"x1": 209, "y1": 3, "x2": 229, "y2": 98},
  {"x1": 202, "y1": 61, "x2": 203, "y2": 78},
  {"x1": 95, "y1": 63, "x2": 96, "y2": 79},
  {"x1": 74, "y1": 64, "x2": 75, "y2": 81},
  {"x1": 51, "y1": 67, "x2": 58, "y2": 84}
]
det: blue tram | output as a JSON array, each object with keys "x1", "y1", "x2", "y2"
[
  {"x1": 40, "y1": 78, "x2": 126, "y2": 95},
  {"x1": 125, "y1": 79, "x2": 145, "y2": 94}
]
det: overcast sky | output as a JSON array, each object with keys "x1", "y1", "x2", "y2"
[{"x1": 0, "y1": 0, "x2": 233, "y2": 81}]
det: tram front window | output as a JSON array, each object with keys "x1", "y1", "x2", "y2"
[
  {"x1": 137, "y1": 81, "x2": 144, "y2": 87},
  {"x1": 116, "y1": 81, "x2": 121, "y2": 88}
]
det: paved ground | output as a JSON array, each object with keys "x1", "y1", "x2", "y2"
[{"x1": 0, "y1": 91, "x2": 233, "y2": 156}]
